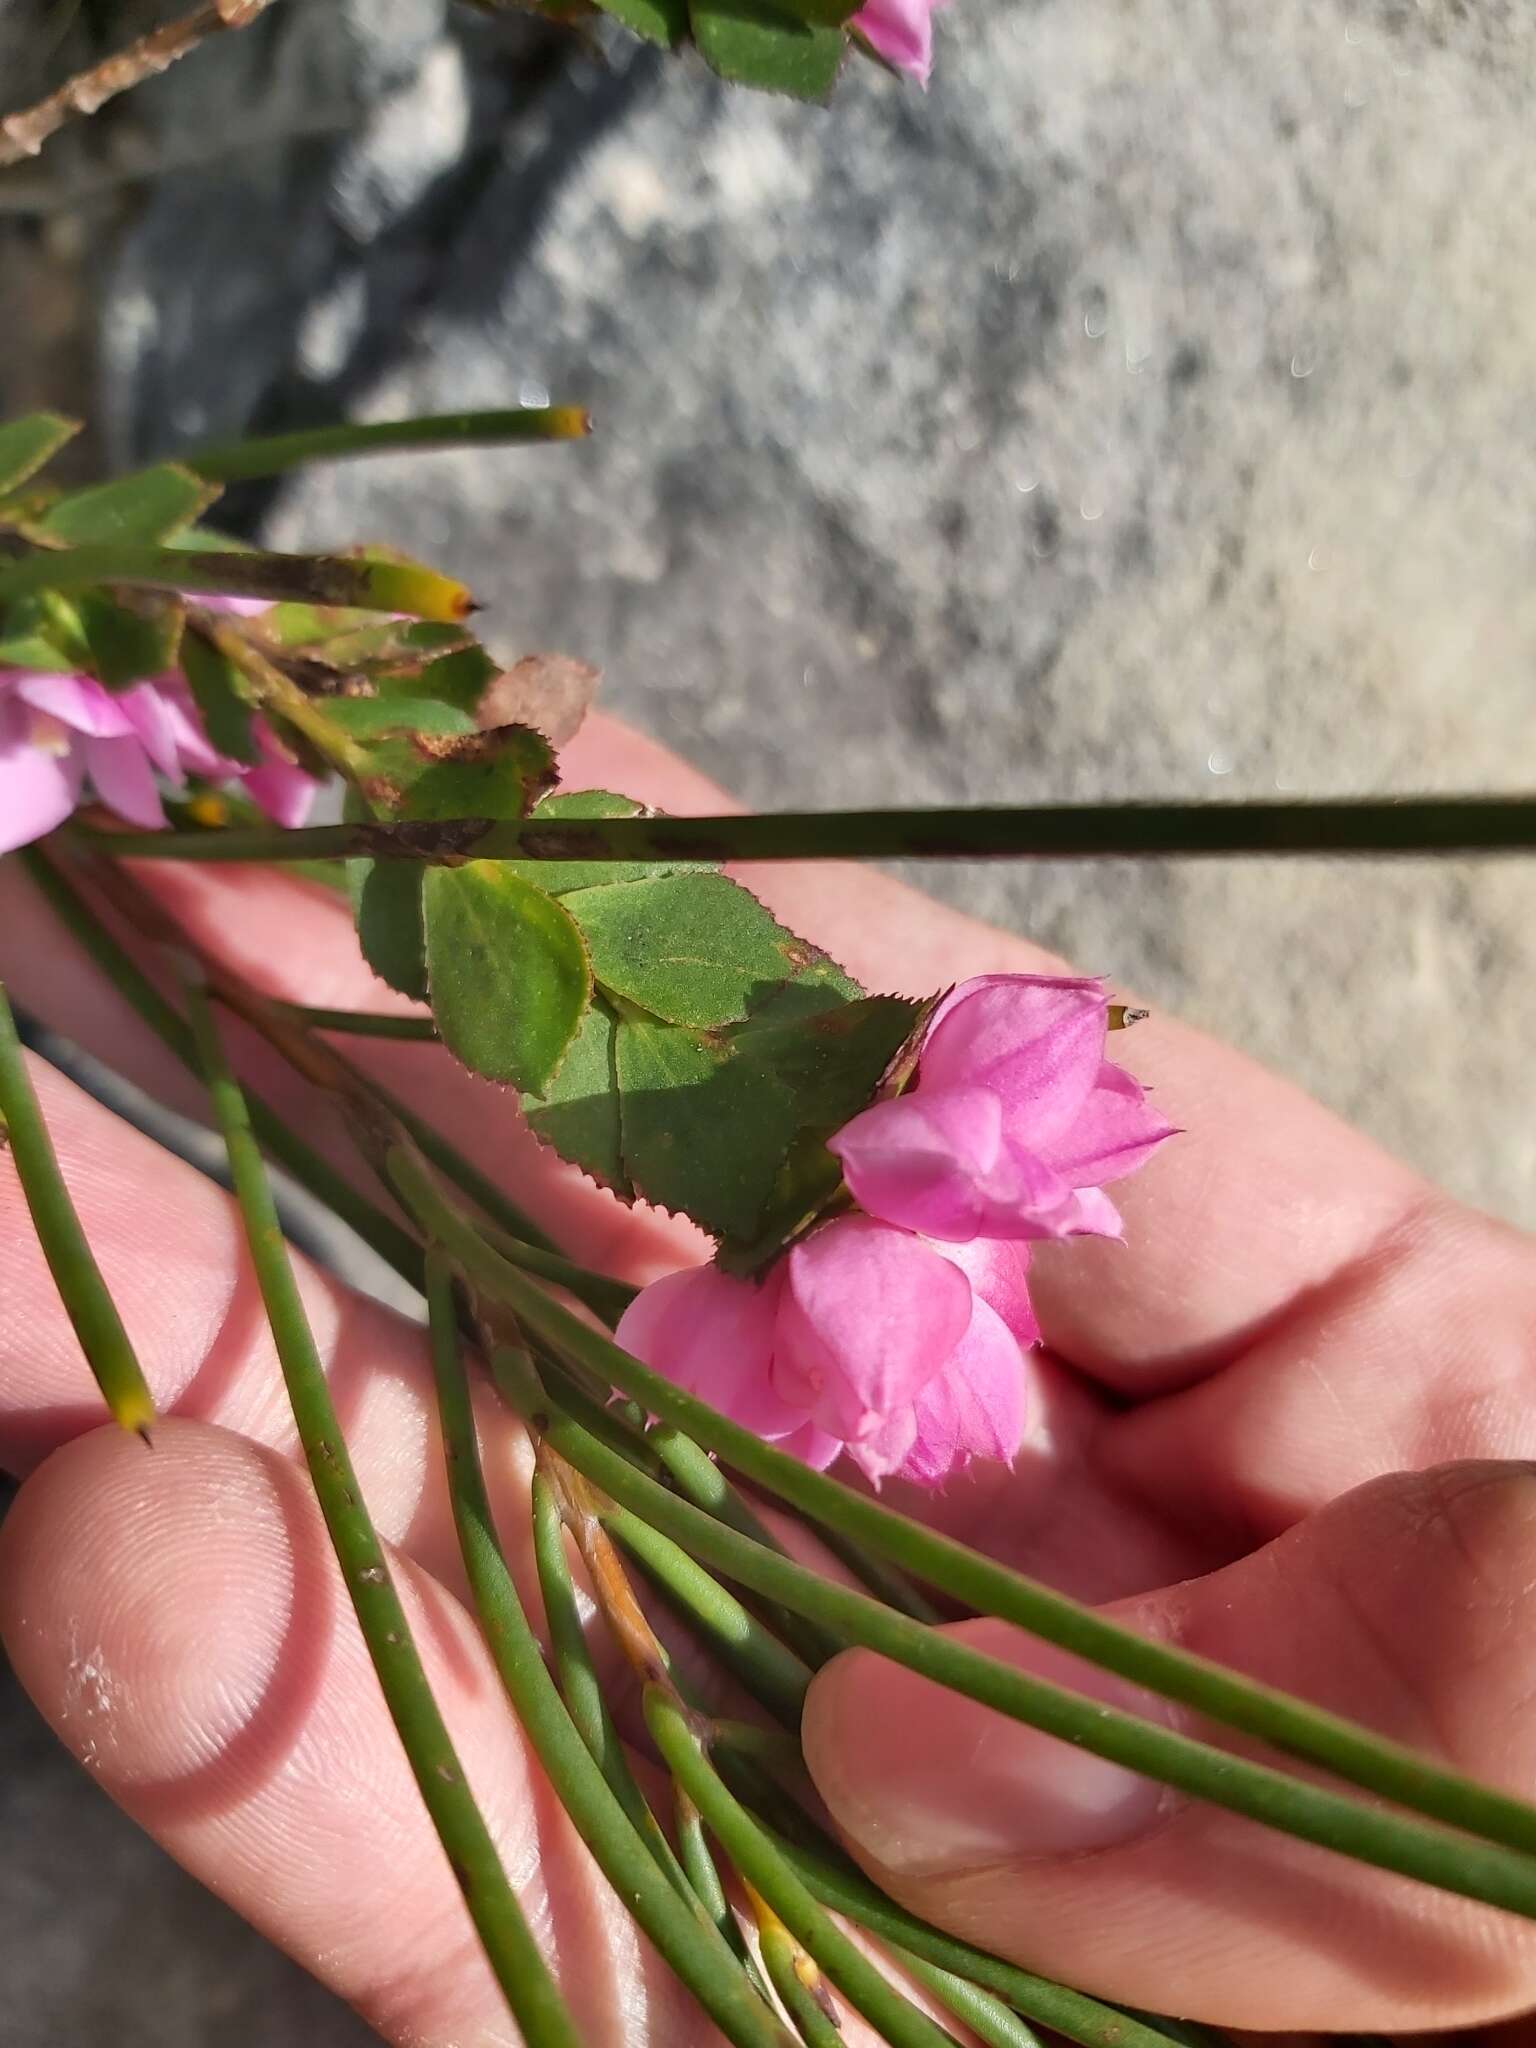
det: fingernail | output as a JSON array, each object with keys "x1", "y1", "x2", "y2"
[{"x1": 803, "y1": 1620, "x2": 1176, "y2": 1877}]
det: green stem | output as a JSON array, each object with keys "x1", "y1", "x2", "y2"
[
  {"x1": 676, "y1": 1792, "x2": 771, "y2": 1993},
  {"x1": 530, "y1": 1470, "x2": 693, "y2": 1898},
  {"x1": 205, "y1": 619, "x2": 373, "y2": 782},
  {"x1": 491, "y1": 1354, "x2": 1536, "y2": 1924},
  {"x1": 333, "y1": 1056, "x2": 559, "y2": 1256},
  {"x1": 898, "y1": 1958, "x2": 1046, "y2": 2048},
  {"x1": 647, "y1": 1688, "x2": 963, "y2": 2048},
  {"x1": 648, "y1": 1427, "x2": 846, "y2": 1668},
  {"x1": 184, "y1": 983, "x2": 581, "y2": 2048},
  {"x1": 603, "y1": 1503, "x2": 814, "y2": 1729},
  {"x1": 422, "y1": 1263, "x2": 797, "y2": 2048},
  {"x1": 75, "y1": 792, "x2": 1536, "y2": 866},
  {"x1": 396, "y1": 1162, "x2": 1536, "y2": 1874},
  {"x1": 282, "y1": 1004, "x2": 440, "y2": 1042},
  {"x1": 0, "y1": 980, "x2": 156, "y2": 1437},
  {"x1": 802, "y1": 1514, "x2": 945, "y2": 1625},
  {"x1": 17, "y1": 847, "x2": 425, "y2": 1291},
  {"x1": 186, "y1": 407, "x2": 591, "y2": 482},
  {"x1": 754, "y1": 1907, "x2": 846, "y2": 2048},
  {"x1": 0, "y1": 544, "x2": 469, "y2": 620}
]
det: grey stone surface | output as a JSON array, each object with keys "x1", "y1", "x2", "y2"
[
  {"x1": 108, "y1": 0, "x2": 1536, "y2": 1228},
  {"x1": 1, "y1": 0, "x2": 1534, "y2": 2040}
]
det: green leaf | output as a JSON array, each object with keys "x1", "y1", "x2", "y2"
[
  {"x1": 0, "y1": 592, "x2": 87, "y2": 673},
  {"x1": 689, "y1": 0, "x2": 845, "y2": 98},
  {"x1": 352, "y1": 855, "x2": 431, "y2": 1001},
  {"x1": 34, "y1": 464, "x2": 221, "y2": 546},
  {"x1": 0, "y1": 413, "x2": 80, "y2": 497},
  {"x1": 504, "y1": 790, "x2": 708, "y2": 897},
  {"x1": 250, "y1": 613, "x2": 496, "y2": 716},
  {"x1": 400, "y1": 724, "x2": 557, "y2": 824},
  {"x1": 567, "y1": 871, "x2": 824, "y2": 1028},
  {"x1": 716, "y1": 993, "x2": 923, "y2": 1266},
  {"x1": 77, "y1": 590, "x2": 185, "y2": 691},
  {"x1": 424, "y1": 863, "x2": 592, "y2": 1093},
  {"x1": 615, "y1": 1011, "x2": 793, "y2": 1237},
  {"x1": 181, "y1": 628, "x2": 260, "y2": 764},
  {"x1": 342, "y1": 711, "x2": 551, "y2": 1002},
  {"x1": 522, "y1": 997, "x2": 630, "y2": 1195},
  {"x1": 594, "y1": 0, "x2": 689, "y2": 46}
]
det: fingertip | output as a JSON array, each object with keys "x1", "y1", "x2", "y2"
[{"x1": 0, "y1": 1420, "x2": 311, "y2": 1809}]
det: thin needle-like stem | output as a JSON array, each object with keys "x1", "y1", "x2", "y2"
[
  {"x1": 0, "y1": 980, "x2": 156, "y2": 1437},
  {"x1": 75, "y1": 792, "x2": 1536, "y2": 866},
  {"x1": 647, "y1": 1688, "x2": 965, "y2": 2048},
  {"x1": 17, "y1": 848, "x2": 424, "y2": 1289},
  {"x1": 187, "y1": 409, "x2": 591, "y2": 481},
  {"x1": 183, "y1": 981, "x2": 582, "y2": 2048},
  {"x1": 422, "y1": 1263, "x2": 798, "y2": 2048}
]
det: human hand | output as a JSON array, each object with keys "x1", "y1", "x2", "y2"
[{"x1": 2, "y1": 713, "x2": 1534, "y2": 2041}]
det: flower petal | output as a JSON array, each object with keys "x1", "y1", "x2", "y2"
[
  {"x1": 80, "y1": 734, "x2": 165, "y2": 830},
  {"x1": 14, "y1": 672, "x2": 133, "y2": 739},
  {"x1": 616, "y1": 1262, "x2": 804, "y2": 1439},
  {"x1": 895, "y1": 1294, "x2": 1026, "y2": 1486},
  {"x1": 932, "y1": 1237, "x2": 1039, "y2": 1347},
  {"x1": 921, "y1": 975, "x2": 1110, "y2": 1147},
  {"x1": 774, "y1": 1217, "x2": 971, "y2": 1442},
  {"x1": 1042, "y1": 1060, "x2": 1177, "y2": 1187},
  {"x1": 832, "y1": 1083, "x2": 1077, "y2": 1241},
  {"x1": 119, "y1": 685, "x2": 187, "y2": 782},
  {"x1": 851, "y1": 0, "x2": 941, "y2": 82},
  {"x1": 242, "y1": 731, "x2": 322, "y2": 828},
  {"x1": 0, "y1": 715, "x2": 83, "y2": 853}
]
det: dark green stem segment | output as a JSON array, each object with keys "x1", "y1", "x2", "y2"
[
  {"x1": 422, "y1": 1263, "x2": 797, "y2": 2048},
  {"x1": 76, "y1": 792, "x2": 1536, "y2": 866},
  {"x1": 284, "y1": 1004, "x2": 440, "y2": 1043},
  {"x1": 898, "y1": 1958, "x2": 1046, "y2": 2048},
  {"x1": 186, "y1": 407, "x2": 591, "y2": 482},
  {"x1": 396, "y1": 1161, "x2": 1536, "y2": 1875},
  {"x1": 17, "y1": 848, "x2": 425, "y2": 1290},
  {"x1": 0, "y1": 544, "x2": 469, "y2": 620},
  {"x1": 336, "y1": 1060, "x2": 559, "y2": 1258},
  {"x1": 603, "y1": 1501, "x2": 814, "y2": 1728},
  {"x1": 184, "y1": 984, "x2": 582, "y2": 2048},
  {"x1": 0, "y1": 979, "x2": 156, "y2": 1437},
  {"x1": 647, "y1": 1688, "x2": 964, "y2": 2048},
  {"x1": 648, "y1": 1426, "x2": 847, "y2": 1667}
]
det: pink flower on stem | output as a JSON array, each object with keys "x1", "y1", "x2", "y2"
[
  {"x1": 616, "y1": 1214, "x2": 1032, "y2": 1488},
  {"x1": 829, "y1": 974, "x2": 1175, "y2": 1245},
  {"x1": 851, "y1": 0, "x2": 948, "y2": 85},
  {"x1": 0, "y1": 666, "x2": 319, "y2": 855}
]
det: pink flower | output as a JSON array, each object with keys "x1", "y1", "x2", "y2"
[
  {"x1": 852, "y1": 0, "x2": 948, "y2": 85},
  {"x1": 829, "y1": 974, "x2": 1175, "y2": 1245},
  {"x1": 0, "y1": 666, "x2": 319, "y2": 855},
  {"x1": 616, "y1": 1214, "x2": 1032, "y2": 1487}
]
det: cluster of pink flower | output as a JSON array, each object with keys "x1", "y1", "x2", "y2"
[
  {"x1": 618, "y1": 975, "x2": 1175, "y2": 1488},
  {"x1": 0, "y1": 602, "x2": 319, "y2": 856}
]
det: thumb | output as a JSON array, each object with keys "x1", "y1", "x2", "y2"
[{"x1": 802, "y1": 1461, "x2": 1536, "y2": 2032}]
